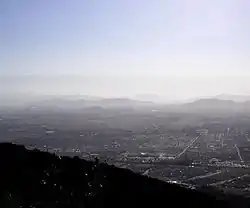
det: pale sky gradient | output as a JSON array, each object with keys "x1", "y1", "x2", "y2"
[{"x1": 1, "y1": 0, "x2": 250, "y2": 100}]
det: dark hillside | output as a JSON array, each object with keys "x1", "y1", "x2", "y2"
[{"x1": 0, "y1": 143, "x2": 248, "y2": 208}]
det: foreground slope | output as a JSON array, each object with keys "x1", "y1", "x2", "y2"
[{"x1": 0, "y1": 143, "x2": 248, "y2": 208}]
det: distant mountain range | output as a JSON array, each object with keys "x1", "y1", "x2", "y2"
[
  {"x1": 3, "y1": 93, "x2": 250, "y2": 112},
  {"x1": 214, "y1": 94, "x2": 250, "y2": 102},
  {"x1": 185, "y1": 99, "x2": 236, "y2": 108},
  {"x1": 27, "y1": 97, "x2": 250, "y2": 114},
  {"x1": 29, "y1": 97, "x2": 155, "y2": 110},
  {"x1": 178, "y1": 98, "x2": 250, "y2": 113}
]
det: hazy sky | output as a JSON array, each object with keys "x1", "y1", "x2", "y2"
[{"x1": 1, "y1": 0, "x2": 250, "y2": 100}]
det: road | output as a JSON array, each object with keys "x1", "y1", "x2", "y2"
[
  {"x1": 186, "y1": 170, "x2": 222, "y2": 182},
  {"x1": 175, "y1": 134, "x2": 201, "y2": 159},
  {"x1": 235, "y1": 144, "x2": 244, "y2": 162},
  {"x1": 210, "y1": 174, "x2": 250, "y2": 186}
]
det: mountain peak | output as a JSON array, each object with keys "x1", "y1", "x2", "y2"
[{"x1": 215, "y1": 94, "x2": 250, "y2": 102}]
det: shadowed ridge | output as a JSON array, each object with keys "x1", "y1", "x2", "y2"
[{"x1": 0, "y1": 143, "x2": 247, "y2": 207}]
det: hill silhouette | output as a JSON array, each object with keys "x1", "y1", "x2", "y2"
[
  {"x1": 0, "y1": 143, "x2": 249, "y2": 208},
  {"x1": 215, "y1": 94, "x2": 250, "y2": 102}
]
